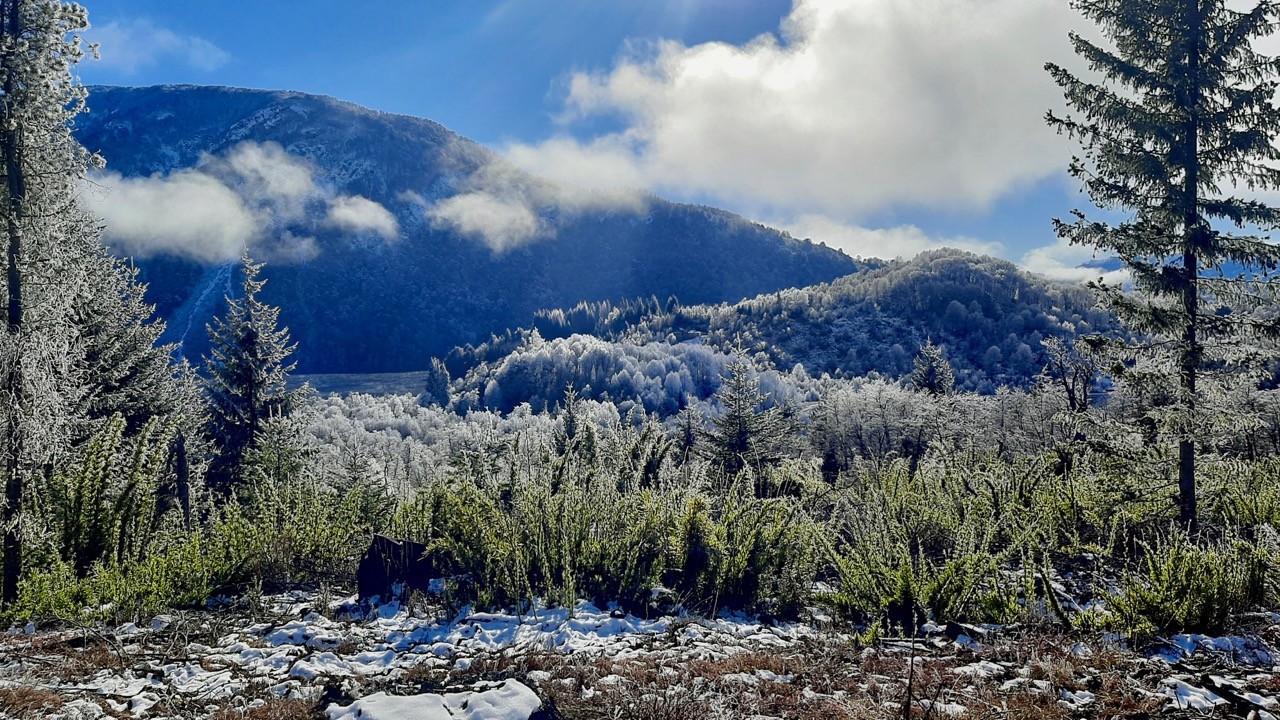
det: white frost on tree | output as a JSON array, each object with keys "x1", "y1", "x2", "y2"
[
  {"x1": 203, "y1": 252, "x2": 302, "y2": 499},
  {"x1": 1, "y1": 0, "x2": 99, "y2": 604}
]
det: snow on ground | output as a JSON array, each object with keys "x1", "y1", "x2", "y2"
[
  {"x1": 327, "y1": 682, "x2": 541, "y2": 720},
  {"x1": 0, "y1": 589, "x2": 1275, "y2": 719}
]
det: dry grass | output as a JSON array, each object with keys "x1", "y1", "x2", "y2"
[
  {"x1": 210, "y1": 698, "x2": 324, "y2": 720},
  {"x1": 0, "y1": 687, "x2": 65, "y2": 719},
  {"x1": 443, "y1": 626, "x2": 1235, "y2": 720}
]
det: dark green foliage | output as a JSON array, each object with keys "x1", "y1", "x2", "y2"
[
  {"x1": 326, "y1": 444, "x2": 396, "y2": 534},
  {"x1": 75, "y1": 253, "x2": 190, "y2": 435},
  {"x1": 1048, "y1": 0, "x2": 1280, "y2": 528},
  {"x1": 704, "y1": 359, "x2": 791, "y2": 480},
  {"x1": 203, "y1": 254, "x2": 301, "y2": 499},
  {"x1": 910, "y1": 340, "x2": 954, "y2": 396}
]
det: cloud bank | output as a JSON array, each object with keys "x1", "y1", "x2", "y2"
[
  {"x1": 326, "y1": 196, "x2": 400, "y2": 240},
  {"x1": 86, "y1": 142, "x2": 399, "y2": 263},
  {"x1": 505, "y1": 0, "x2": 1079, "y2": 224},
  {"x1": 419, "y1": 143, "x2": 647, "y2": 252},
  {"x1": 781, "y1": 215, "x2": 1003, "y2": 261},
  {"x1": 1019, "y1": 239, "x2": 1130, "y2": 286},
  {"x1": 89, "y1": 19, "x2": 231, "y2": 74},
  {"x1": 487, "y1": 0, "x2": 1126, "y2": 271}
]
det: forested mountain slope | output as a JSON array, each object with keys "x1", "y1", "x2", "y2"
[
  {"x1": 76, "y1": 85, "x2": 859, "y2": 373},
  {"x1": 453, "y1": 250, "x2": 1116, "y2": 403}
]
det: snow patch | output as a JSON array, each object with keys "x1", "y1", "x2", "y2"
[{"x1": 326, "y1": 681, "x2": 541, "y2": 720}]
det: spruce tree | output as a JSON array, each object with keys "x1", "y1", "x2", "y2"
[
  {"x1": 910, "y1": 340, "x2": 955, "y2": 396},
  {"x1": 1047, "y1": 0, "x2": 1280, "y2": 529},
  {"x1": 203, "y1": 253, "x2": 301, "y2": 499},
  {"x1": 705, "y1": 359, "x2": 789, "y2": 479},
  {"x1": 76, "y1": 251, "x2": 189, "y2": 433}
]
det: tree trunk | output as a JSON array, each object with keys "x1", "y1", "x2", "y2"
[
  {"x1": 1178, "y1": 0, "x2": 1202, "y2": 533},
  {"x1": 1, "y1": 0, "x2": 26, "y2": 606},
  {"x1": 174, "y1": 432, "x2": 191, "y2": 528}
]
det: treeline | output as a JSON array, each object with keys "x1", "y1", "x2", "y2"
[{"x1": 508, "y1": 249, "x2": 1118, "y2": 392}]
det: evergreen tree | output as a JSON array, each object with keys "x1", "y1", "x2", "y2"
[
  {"x1": 75, "y1": 251, "x2": 190, "y2": 432},
  {"x1": 203, "y1": 253, "x2": 301, "y2": 499},
  {"x1": 1047, "y1": 0, "x2": 1280, "y2": 529},
  {"x1": 554, "y1": 384, "x2": 582, "y2": 457},
  {"x1": 674, "y1": 405, "x2": 703, "y2": 465},
  {"x1": 705, "y1": 359, "x2": 789, "y2": 479},
  {"x1": 421, "y1": 357, "x2": 451, "y2": 408},
  {"x1": 910, "y1": 340, "x2": 954, "y2": 396},
  {"x1": 1, "y1": 0, "x2": 96, "y2": 605}
]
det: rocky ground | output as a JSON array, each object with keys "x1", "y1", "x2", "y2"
[{"x1": 0, "y1": 589, "x2": 1276, "y2": 719}]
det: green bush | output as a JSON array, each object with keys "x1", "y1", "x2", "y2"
[
  {"x1": 13, "y1": 513, "x2": 263, "y2": 622},
  {"x1": 1109, "y1": 532, "x2": 1274, "y2": 634},
  {"x1": 34, "y1": 415, "x2": 176, "y2": 577},
  {"x1": 385, "y1": 458, "x2": 823, "y2": 616}
]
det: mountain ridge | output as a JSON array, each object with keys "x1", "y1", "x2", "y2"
[{"x1": 74, "y1": 84, "x2": 860, "y2": 373}]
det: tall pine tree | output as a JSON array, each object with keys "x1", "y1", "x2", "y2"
[
  {"x1": 1047, "y1": 0, "x2": 1280, "y2": 530},
  {"x1": 203, "y1": 253, "x2": 301, "y2": 499},
  {"x1": 1, "y1": 0, "x2": 97, "y2": 605}
]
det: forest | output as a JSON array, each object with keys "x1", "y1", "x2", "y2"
[{"x1": 3, "y1": 0, "x2": 1280, "y2": 719}]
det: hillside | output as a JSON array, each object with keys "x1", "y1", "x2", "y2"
[
  {"x1": 446, "y1": 250, "x2": 1116, "y2": 412},
  {"x1": 75, "y1": 85, "x2": 859, "y2": 373}
]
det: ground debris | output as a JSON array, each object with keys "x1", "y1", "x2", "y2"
[{"x1": 0, "y1": 590, "x2": 1274, "y2": 719}]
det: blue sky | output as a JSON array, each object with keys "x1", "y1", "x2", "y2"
[
  {"x1": 77, "y1": 0, "x2": 1110, "y2": 279},
  {"x1": 77, "y1": 0, "x2": 794, "y2": 143}
]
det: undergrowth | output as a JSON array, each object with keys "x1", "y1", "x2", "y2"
[{"x1": 9, "y1": 416, "x2": 1279, "y2": 637}]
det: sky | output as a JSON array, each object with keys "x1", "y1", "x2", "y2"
[{"x1": 75, "y1": 0, "x2": 1143, "y2": 280}]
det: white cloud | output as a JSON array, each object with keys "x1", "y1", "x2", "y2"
[
  {"x1": 209, "y1": 142, "x2": 318, "y2": 219},
  {"x1": 427, "y1": 192, "x2": 545, "y2": 252},
  {"x1": 419, "y1": 142, "x2": 647, "y2": 252},
  {"x1": 1020, "y1": 239, "x2": 1129, "y2": 286},
  {"x1": 273, "y1": 231, "x2": 321, "y2": 263},
  {"x1": 503, "y1": 0, "x2": 1080, "y2": 220},
  {"x1": 85, "y1": 142, "x2": 400, "y2": 262},
  {"x1": 88, "y1": 170, "x2": 255, "y2": 264},
  {"x1": 326, "y1": 195, "x2": 400, "y2": 240},
  {"x1": 782, "y1": 215, "x2": 1003, "y2": 260},
  {"x1": 89, "y1": 19, "x2": 230, "y2": 74}
]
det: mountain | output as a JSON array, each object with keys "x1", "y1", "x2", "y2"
[
  {"x1": 75, "y1": 85, "x2": 860, "y2": 373},
  {"x1": 448, "y1": 250, "x2": 1117, "y2": 409}
]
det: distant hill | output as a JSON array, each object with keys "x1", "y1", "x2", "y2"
[
  {"x1": 76, "y1": 85, "x2": 859, "y2": 373},
  {"x1": 449, "y1": 250, "x2": 1116, "y2": 409}
]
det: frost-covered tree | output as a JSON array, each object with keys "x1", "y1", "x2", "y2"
[
  {"x1": 704, "y1": 359, "x2": 789, "y2": 479},
  {"x1": 910, "y1": 340, "x2": 954, "y2": 396},
  {"x1": 204, "y1": 253, "x2": 302, "y2": 499},
  {"x1": 1039, "y1": 337, "x2": 1099, "y2": 415},
  {"x1": 421, "y1": 357, "x2": 450, "y2": 408},
  {"x1": 1048, "y1": 0, "x2": 1280, "y2": 529},
  {"x1": 1, "y1": 0, "x2": 97, "y2": 605},
  {"x1": 75, "y1": 251, "x2": 192, "y2": 433}
]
